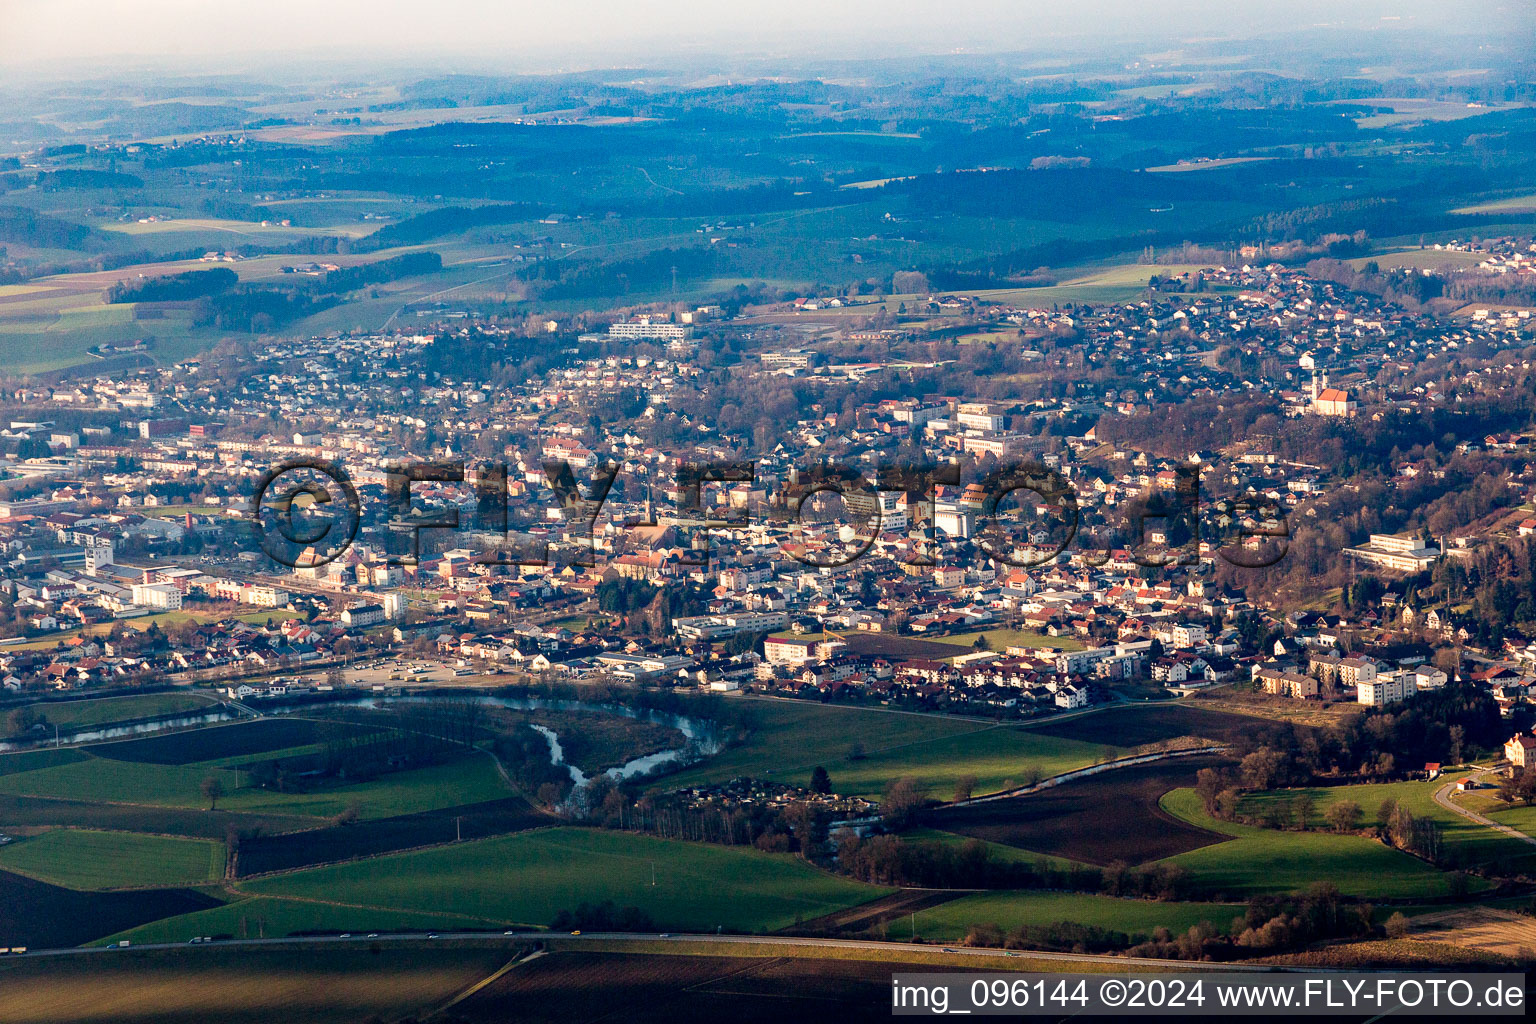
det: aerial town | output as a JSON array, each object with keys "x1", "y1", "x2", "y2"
[
  {"x1": 4, "y1": 12, "x2": 1536, "y2": 1012},
  {"x1": 4, "y1": 250, "x2": 1535, "y2": 724}
]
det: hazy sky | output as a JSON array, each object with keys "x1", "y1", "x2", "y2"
[{"x1": 0, "y1": 0, "x2": 1510, "y2": 71}]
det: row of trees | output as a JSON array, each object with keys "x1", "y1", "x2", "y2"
[{"x1": 1209, "y1": 683, "x2": 1504, "y2": 788}]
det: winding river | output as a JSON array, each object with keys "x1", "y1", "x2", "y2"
[{"x1": 2, "y1": 693, "x2": 721, "y2": 792}]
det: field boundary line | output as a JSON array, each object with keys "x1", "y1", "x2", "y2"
[
  {"x1": 429, "y1": 950, "x2": 539, "y2": 1017},
  {"x1": 952, "y1": 745, "x2": 1229, "y2": 806},
  {"x1": 224, "y1": 888, "x2": 515, "y2": 926},
  {"x1": 231, "y1": 823, "x2": 565, "y2": 880}
]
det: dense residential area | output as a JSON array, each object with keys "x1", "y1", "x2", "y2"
[{"x1": 2, "y1": 256, "x2": 1535, "y2": 729}]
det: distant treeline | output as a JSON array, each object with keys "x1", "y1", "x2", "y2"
[
  {"x1": 0, "y1": 205, "x2": 97, "y2": 250},
  {"x1": 519, "y1": 246, "x2": 714, "y2": 300},
  {"x1": 192, "y1": 286, "x2": 338, "y2": 333},
  {"x1": 178, "y1": 250, "x2": 440, "y2": 330},
  {"x1": 104, "y1": 267, "x2": 237, "y2": 304},
  {"x1": 354, "y1": 204, "x2": 542, "y2": 250},
  {"x1": 317, "y1": 250, "x2": 441, "y2": 292},
  {"x1": 35, "y1": 169, "x2": 144, "y2": 190}
]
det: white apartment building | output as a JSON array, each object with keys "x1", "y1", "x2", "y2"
[
  {"x1": 608, "y1": 320, "x2": 687, "y2": 341},
  {"x1": 1357, "y1": 673, "x2": 1417, "y2": 707},
  {"x1": 131, "y1": 582, "x2": 182, "y2": 611}
]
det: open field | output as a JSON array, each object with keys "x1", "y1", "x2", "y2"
[
  {"x1": 672, "y1": 699, "x2": 1115, "y2": 800},
  {"x1": 1345, "y1": 247, "x2": 1490, "y2": 272},
  {"x1": 1023, "y1": 703, "x2": 1260, "y2": 747},
  {"x1": 927, "y1": 756, "x2": 1230, "y2": 865},
  {"x1": 664, "y1": 700, "x2": 990, "y2": 787},
  {"x1": 823, "y1": 727, "x2": 1114, "y2": 803},
  {"x1": 0, "y1": 946, "x2": 514, "y2": 1024},
  {"x1": 224, "y1": 752, "x2": 512, "y2": 820},
  {"x1": 919, "y1": 627, "x2": 1086, "y2": 653},
  {"x1": 1187, "y1": 687, "x2": 1365, "y2": 727},
  {"x1": 242, "y1": 827, "x2": 889, "y2": 933},
  {"x1": 0, "y1": 748, "x2": 509, "y2": 821},
  {"x1": 1404, "y1": 906, "x2": 1536, "y2": 959},
  {"x1": 1452, "y1": 192, "x2": 1536, "y2": 214},
  {"x1": 0, "y1": 868, "x2": 221, "y2": 948},
  {"x1": 86, "y1": 718, "x2": 370, "y2": 766},
  {"x1": 900, "y1": 827, "x2": 1090, "y2": 872},
  {"x1": 449, "y1": 949, "x2": 998, "y2": 1024},
  {"x1": 0, "y1": 754, "x2": 243, "y2": 809},
  {"x1": 1243, "y1": 778, "x2": 1536, "y2": 875},
  {"x1": 0, "y1": 792, "x2": 316, "y2": 840},
  {"x1": 234, "y1": 795, "x2": 549, "y2": 876},
  {"x1": 98, "y1": 896, "x2": 504, "y2": 945},
  {"x1": 915, "y1": 890, "x2": 1246, "y2": 943},
  {"x1": 0, "y1": 828, "x2": 224, "y2": 890},
  {"x1": 7, "y1": 692, "x2": 218, "y2": 732},
  {"x1": 0, "y1": 748, "x2": 90, "y2": 777},
  {"x1": 1161, "y1": 788, "x2": 1469, "y2": 899},
  {"x1": 833, "y1": 632, "x2": 983, "y2": 661}
]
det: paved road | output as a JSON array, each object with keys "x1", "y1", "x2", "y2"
[
  {"x1": 1433, "y1": 767, "x2": 1536, "y2": 848},
  {"x1": 6, "y1": 930, "x2": 1310, "y2": 973}
]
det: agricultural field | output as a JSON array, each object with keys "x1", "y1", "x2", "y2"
[
  {"x1": 241, "y1": 827, "x2": 889, "y2": 933},
  {"x1": 919, "y1": 627, "x2": 1086, "y2": 653},
  {"x1": 0, "y1": 868, "x2": 221, "y2": 949},
  {"x1": 0, "y1": 754, "x2": 245, "y2": 809},
  {"x1": 0, "y1": 946, "x2": 515, "y2": 1024},
  {"x1": 449, "y1": 949, "x2": 1008, "y2": 1024},
  {"x1": 98, "y1": 896, "x2": 499, "y2": 946},
  {"x1": 7, "y1": 691, "x2": 219, "y2": 732},
  {"x1": 1243, "y1": 779, "x2": 1536, "y2": 876},
  {"x1": 1345, "y1": 247, "x2": 1490, "y2": 272},
  {"x1": 233, "y1": 794, "x2": 548, "y2": 876},
  {"x1": 926, "y1": 756, "x2": 1231, "y2": 865},
  {"x1": 0, "y1": 748, "x2": 90, "y2": 777},
  {"x1": 0, "y1": 744, "x2": 510, "y2": 821},
  {"x1": 662, "y1": 700, "x2": 993, "y2": 790},
  {"x1": 664, "y1": 699, "x2": 1110, "y2": 800},
  {"x1": 834, "y1": 632, "x2": 981, "y2": 661},
  {"x1": 221, "y1": 753, "x2": 513, "y2": 820},
  {"x1": 84, "y1": 718, "x2": 367, "y2": 765},
  {"x1": 0, "y1": 829, "x2": 224, "y2": 890},
  {"x1": 1451, "y1": 192, "x2": 1536, "y2": 214},
  {"x1": 0, "y1": 791, "x2": 317, "y2": 840},
  {"x1": 817, "y1": 726, "x2": 1109, "y2": 802},
  {"x1": 915, "y1": 890, "x2": 1246, "y2": 943},
  {"x1": 1160, "y1": 788, "x2": 1472, "y2": 900},
  {"x1": 1023, "y1": 704, "x2": 1264, "y2": 748}
]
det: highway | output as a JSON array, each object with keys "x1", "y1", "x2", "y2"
[{"x1": 5, "y1": 929, "x2": 1329, "y2": 973}]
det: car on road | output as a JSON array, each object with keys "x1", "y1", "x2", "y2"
[
  {"x1": 659, "y1": 933, "x2": 671, "y2": 938},
  {"x1": 367, "y1": 933, "x2": 378, "y2": 939},
  {"x1": 427, "y1": 933, "x2": 438, "y2": 939},
  {"x1": 339, "y1": 933, "x2": 351, "y2": 939}
]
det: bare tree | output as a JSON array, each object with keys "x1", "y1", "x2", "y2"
[{"x1": 200, "y1": 775, "x2": 225, "y2": 810}]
